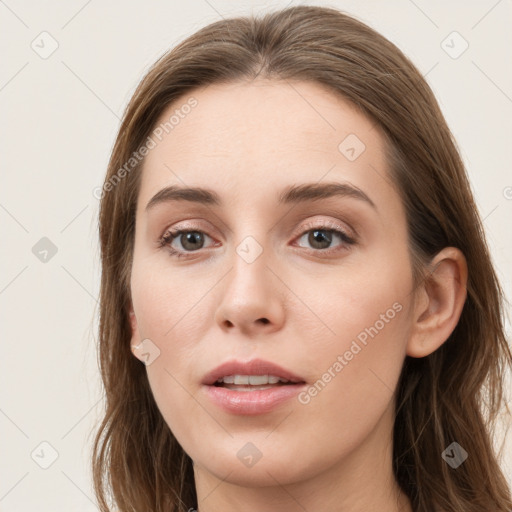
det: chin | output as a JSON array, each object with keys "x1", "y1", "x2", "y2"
[{"x1": 190, "y1": 435, "x2": 330, "y2": 488}]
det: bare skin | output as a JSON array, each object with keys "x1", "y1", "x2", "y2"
[{"x1": 128, "y1": 79, "x2": 467, "y2": 512}]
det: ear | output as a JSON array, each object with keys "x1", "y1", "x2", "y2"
[
  {"x1": 406, "y1": 247, "x2": 468, "y2": 358},
  {"x1": 129, "y1": 305, "x2": 145, "y2": 363}
]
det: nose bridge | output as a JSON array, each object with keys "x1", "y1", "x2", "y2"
[
  {"x1": 214, "y1": 229, "x2": 285, "y2": 333},
  {"x1": 226, "y1": 207, "x2": 271, "y2": 286},
  {"x1": 226, "y1": 233, "x2": 271, "y2": 306}
]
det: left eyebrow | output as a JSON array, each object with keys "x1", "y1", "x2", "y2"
[
  {"x1": 144, "y1": 181, "x2": 376, "y2": 212},
  {"x1": 278, "y1": 182, "x2": 376, "y2": 210}
]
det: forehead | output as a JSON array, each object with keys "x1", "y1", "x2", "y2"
[{"x1": 137, "y1": 79, "x2": 395, "y2": 213}]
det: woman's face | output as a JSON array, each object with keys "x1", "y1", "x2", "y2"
[{"x1": 129, "y1": 80, "x2": 416, "y2": 489}]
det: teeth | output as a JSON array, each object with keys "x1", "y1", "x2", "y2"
[
  {"x1": 234, "y1": 375, "x2": 249, "y2": 385},
  {"x1": 249, "y1": 375, "x2": 268, "y2": 385},
  {"x1": 216, "y1": 374, "x2": 290, "y2": 385}
]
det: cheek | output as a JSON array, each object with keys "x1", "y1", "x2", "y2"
[
  {"x1": 306, "y1": 252, "x2": 410, "y2": 359},
  {"x1": 130, "y1": 258, "x2": 218, "y2": 437},
  {"x1": 297, "y1": 254, "x2": 412, "y2": 418},
  {"x1": 305, "y1": 304, "x2": 409, "y2": 412},
  {"x1": 130, "y1": 254, "x2": 212, "y2": 350}
]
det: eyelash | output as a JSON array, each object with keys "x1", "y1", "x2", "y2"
[{"x1": 157, "y1": 221, "x2": 356, "y2": 259}]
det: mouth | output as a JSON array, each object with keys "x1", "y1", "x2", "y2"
[
  {"x1": 201, "y1": 359, "x2": 306, "y2": 415},
  {"x1": 202, "y1": 358, "x2": 306, "y2": 387},
  {"x1": 212, "y1": 374, "x2": 301, "y2": 392}
]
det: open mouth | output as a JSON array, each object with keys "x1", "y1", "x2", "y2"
[
  {"x1": 203, "y1": 362, "x2": 307, "y2": 414},
  {"x1": 213, "y1": 374, "x2": 303, "y2": 392}
]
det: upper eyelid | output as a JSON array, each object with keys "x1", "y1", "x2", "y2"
[
  {"x1": 162, "y1": 218, "x2": 351, "y2": 239},
  {"x1": 297, "y1": 219, "x2": 352, "y2": 235}
]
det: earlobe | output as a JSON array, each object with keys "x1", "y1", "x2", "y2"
[
  {"x1": 129, "y1": 307, "x2": 143, "y2": 361},
  {"x1": 406, "y1": 247, "x2": 468, "y2": 358},
  {"x1": 129, "y1": 308, "x2": 137, "y2": 334}
]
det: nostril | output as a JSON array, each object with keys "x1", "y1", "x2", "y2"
[{"x1": 258, "y1": 318, "x2": 270, "y2": 325}]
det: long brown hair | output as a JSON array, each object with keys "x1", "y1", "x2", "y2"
[{"x1": 92, "y1": 6, "x2": 512, "y2": 511}]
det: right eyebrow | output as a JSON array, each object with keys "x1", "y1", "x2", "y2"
[{"x1": 145, "y1": 185, "x2": 221, "y2": 212}]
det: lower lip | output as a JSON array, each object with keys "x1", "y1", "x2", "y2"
[{"x1": 203, "y1": 384, "x2": 306, "y2": 415}]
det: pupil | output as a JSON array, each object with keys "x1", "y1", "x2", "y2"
[
  {"x1": 309, "y1": 230, "x2": 332, "y2": 249},
  {"x1": 182, "y1": 231, "x2": 203, "y2": 251}
]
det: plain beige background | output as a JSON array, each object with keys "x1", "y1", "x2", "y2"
[{"x1": 1, "y1": 0, "x2": 511, "y2": 510}]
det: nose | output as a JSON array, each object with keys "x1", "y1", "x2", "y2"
[{"x1": 214, "y1": 244, "x2": 286, "y2": 336}]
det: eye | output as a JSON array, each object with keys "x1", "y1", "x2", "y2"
[
  {"x1": 158, "y1": 220, "x2": 356, "y2": 259},
  {"x1": 158, "y1": 229, "x2": 216, "y2": 258},
  {"x1": 294, "y1": 221, "x2": 356, "y2": 254}
]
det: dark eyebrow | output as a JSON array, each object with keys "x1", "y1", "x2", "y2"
[
  {"x1": 278, "y1": 182, "x2": 376, "y2": 209},
  {"x1": 145, "y1": 182, "x2": 376, "y2": 212},
  {"x1": 145, "y1": 185, "x2": 221, "y2": 211}
]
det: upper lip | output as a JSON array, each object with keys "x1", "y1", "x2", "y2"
[{"x1": 202, "y1": 358, "x2": 305, "y2": 385}]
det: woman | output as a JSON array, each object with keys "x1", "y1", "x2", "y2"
[{"x1": 92, "y1": 5, "x2": 512, "y2": 511}]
